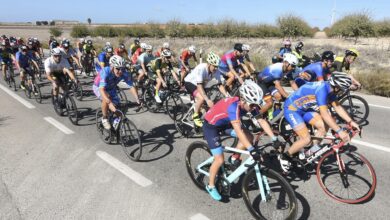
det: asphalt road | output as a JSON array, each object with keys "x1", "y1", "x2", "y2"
[{"x1": 1, "y1": 68, "x2": 390, "y2": 220}]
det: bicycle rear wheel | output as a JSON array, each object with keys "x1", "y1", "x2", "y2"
[
  {"x1": 316, "y1": 149, "x2": 377, "y2": 203},
  {"x1": 120, "y1": 119, "x2": 142, "y2": 161},
  {"x1": 340, "y1": 95, "x2": 369, "y2": 124},
  {"x1": 65, "y1": 94, "x2": 79, "y2": 125},
  {"x1": 242, "y1": 168, "x2": 298, "y2": 220},
  {"x1": 165, "y1": 93, "x2": 184, "y2": 120},
  {"x1": 185, "y1": 141, "x2": 212, "y2": 190}
]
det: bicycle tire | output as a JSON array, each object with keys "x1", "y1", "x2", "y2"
[
  {"x1": 117, "y1": 88, "x2": 128, "y2": 107},
  {"x1": 316, "y1": 149, "x2": 377, "y2": 204},
  {"x1": 72, "y1": 82, "x2": 83, "y2": 101},
  {"x1": 51, "y1": 92, "x2": 64, "y2": 116},
  {"x1": 95, "y1": 109, "x2": 113, "y2": 144},
  {"x1": 33, "y1": 83, "x2": 42, "y2": 103},
  {"x1": 185, "y1": 141, "x2": 212, "y2": 190},
  {"x1": 24, "y1": 81, "x2": 32, "y2": 99},
  {"x1": 164, "y1": 93, "x2": 184, "y2": 120},
  {"x1": 339, "y1": 95, "x2": 369, "y2": 124},
  {"x1": 120, "y1": 119, "x2": 142, "y2": 161},
  {"x1": 143, "y1": 88, "x2": 158, "y2": 113},
  {"x1": 242, "y1": 168, "x2": 298, "y2": 220},
  {"x1": 65, "y1": 94, "x2": 79, "y2": 125}
]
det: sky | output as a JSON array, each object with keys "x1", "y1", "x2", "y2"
[{"x1": 0, "y1": 0, "x2": 389, "y2": 29}]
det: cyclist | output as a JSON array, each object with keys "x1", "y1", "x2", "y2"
[
  {"x1": 184, "y1": 52, "x2": 228, "y2": 127},
  {"x1": 279, "y1": 72, "x2": 360, "y2": 173},
  {"x1": 257, "y1": 53, "x2": 298, "y2": 102},
  {"x1": 332, "y1": 49, "x2": 361, "y2": 89},
  {"x1": 76, "y1": 38, "x2": 85, "y2": 56},
  {"x1": 93, "y1": 55, "x2": 141, "y2": 129},
  {"x1": 0, "y1": 41, "x2": 16, "y2": 81},
  {"x1": 16, "y1": 45, "x2": 39, "y2": 90},
  {"x1": 131, "y1": 42, "x2": 147, "y2": 65},
  {"x1": 202, "y1": 80, "x2": 280, "y2": 201},
  {"x1": 292, "y1": 41, "x2": 305, "y2": 68},
  {"x1": 149, "y1": 49, "x2": 179, "y2": 103},
  {"x1": 49, "y1": 39, "x2": 59, "y2": 50},
  {"x1": 49, "y1": 36, "x2": 55, "y2": 47},
  {"x1": 98, "y1": 46, "x2": 114, "y2": 69},
  {"x1": 130, "y1": 38, "x2": 140, "y2": 56},
  {"x1": 45, "y1": 48, "x2": 78, "y2": 102},
  {"x1": 135, "y1": 44, "x2": 155, "y2": 83},
  {"x1": 179, "y1": 45, "x2": 198, "y2": 86},
  {"x1": 81, "y1": 40, "x2": 97, "y2": 72},
  {"x1": 290, "y1": 50, "x2": 334, "y2": 90},
  {"x1": 60, "y1": 42, "x2": 81, "y2": 70},
  {"x1": 114, "y1": 43, "x2": 130, "y2": 61},
  {"x1": 217, "y1": 43, "x2": 246, "y2": 90},
  {"x1": 32, "y1": 37, "x2": 43, "y2": 58},
  {"x1": 272, "y1": 39, "x2": 292, "y2": 63},
  {"x1": 241, "y1": 44, "x2": 256, "y2": 75},
  {"x1": 154, "y1": 42, "x2": 170, "y2": 57}
]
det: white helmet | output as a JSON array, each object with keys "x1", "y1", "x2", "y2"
[
  {"x1": 239, "y1": 80, "x2": 264, "y2": 105},
  {"x1": 163, "y1": 42, "x2": 170, "y2": 49},
  {"x1": 283, "y1": 39, "x2": 291, "y2": 46},
  {"x1": 161, "y1": 49, "x2": 172, "y2": 57},
  {"x1": 242, "y1": 44, "x2": 251, "y2": 51},
  {"x1": 206, "y1": 52, "x2": 220, "y2": 66},
  {"x1": 80, "y1": 38, "x2": 85, "y2": 43},
  {"x1": 109, "y1": 55, "x2": 125, "y2": 68},
  {"x1": 140, "y1": 42, "x2": 147, "y2": 49},
  {"x1": 283, "y1": 53, "x2": 298, "y2": 66},
  {"x1": 145, "y1": 44, "x2": 153, "y2": 50},
  {"x1": 51, "y1": 47, "x2": 62, "y2": 56},
  {"x1": 105, "y1": 42, "x2": 111, "y2": 46},
  {"x1": 329, "y1": 72, "x2": 352, "y2": 91},
  {"x1": 189, "y1": 45, "x2": 196, "y2": 53}
]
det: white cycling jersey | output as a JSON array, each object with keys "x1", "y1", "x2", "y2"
[
  {"x1": 137, "y1": 52, "x2": 155, "y2": 66},
  {"x1": 184, "y1": 63, "x2": 224, "y2": 85},
  {"x1": 44, "y1": 56, "x2": 70, "y2": 74}
]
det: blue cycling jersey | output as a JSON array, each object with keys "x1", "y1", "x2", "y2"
[
  {"x1": 258, "y1": 63, "x2": 284, "y2": 84},
  {"x1": 301, "y1": 62, "x2": 330, "y2": 82},
  {"x1": 218, "y1": 50, "x2": 244, "y2": 72},
  {"x1": 98, "y1": 52, "x2": 110, "y2": 67},
  {"x1": 279, "y1": 47, "x2": 292, "y2": 57},
  {"x1": 16, "y1": 51, "x2": 34, "y2": 68},
  {"x1": 94, "y1": 66, "x2": 132, "y2": 92}
]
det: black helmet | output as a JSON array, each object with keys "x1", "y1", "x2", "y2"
[
  {"x1": 234, "y1": 43, "x2": 243, "y2": 52},
  {"x1": 87, "y1": 39, "x2": 92, "y2": 45},
  {"x1": 322, "y1": 51, "x2": 335, "y2": 62},
  {"x1": 51, "y1": 41, "x2": 59, "y2": 48},
  {"x1": 134, "y1": 38, "x2": 140, "y2": 44},
  {"x1": 119, "y1": 43, "x2": 125, "y2": 49},
  {"x1": 105, "y1": 46, "x2": 113, "y2": 53},
  {"x1": 295, "y1": 41, "x2": 304, "y2": 50},
  {"x1": 62, "y1": 42, "x2": 69, "y2": 48}
]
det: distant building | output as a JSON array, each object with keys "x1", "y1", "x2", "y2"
[{"x1": 51, "y1": 20, "x2": 80, "y2": 25}]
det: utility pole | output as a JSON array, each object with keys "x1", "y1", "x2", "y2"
[{"x1": 331, "y1": 0, "x2": 336, "y2": 26}]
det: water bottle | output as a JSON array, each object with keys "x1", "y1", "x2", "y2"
[
  {"x1": 112, "y1": 117, "x2": 121, "y2": 130},
  {"x1": 298, "y1": 149, "x2": 306, "y2": 160}
]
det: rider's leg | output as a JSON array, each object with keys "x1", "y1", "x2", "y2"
[
  {"x1": 2, "y1": 64, "x2": 7, "y2": 80},
  {"x1": 20, "y1": 70, "x2": 26, "y2": 88},
  {"x1": 194, "y1": 92, "x2": 204, "y2": 114},
  {"x1": 225, "y1": 72, "x2": 235, "y2": 90},
  {"x1": 129, "y1": 86, "x2": 141, "y2": 104},
  {"x1": 305, "y1": 112, "x2": 326, "y2": 154},
  {"x1": 136, "y1": 69, "x2": 145, "y2": 82}
]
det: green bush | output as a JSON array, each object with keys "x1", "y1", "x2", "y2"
[
  {"x1": 277, "y1": 14, "x2": 314, "y2": 37},
  {"x1": 355, "y1": 69, "x2": 390, "y2": 97},
  {"x1": 70, "y1": 25, "x2": 90, "y2": 38},
  {"x1": 253, "y1": 24, "x2": 281, "y2": 38},
  {"x1": 93, "y1": 26, "x2": 118, "y2": 37},
  {"x1": 166, "y1": 19, "x2": 187, "y2": 38},
  {"x1": 49, "y1": 27, "x2": 63, "y2": 37},
  {"x1": 328, "y1": 13, "x2": 375, "y2": 42},
  {"x1": 148, "y1": 23, "x2": 165, "y2": 38},
  {"x1": 374, "y1": 19, "x2": 390, "y2": 37}
]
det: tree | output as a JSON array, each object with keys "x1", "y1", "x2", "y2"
[
  {"x1": 277, "y1": 14, "x2": 313, "y2": 38},
  {"x1": 49, "y1": 27, "x2": 63, "y2": 37},
  {"x1": 70, "y1": 25, "x2": 90, "y2": 38},
  {"x1": 166, "y1": 19, "x2": 186, "y2": 38},
  {"x1": 87, "y1": 18, "x2": 92, "y2": 25}
]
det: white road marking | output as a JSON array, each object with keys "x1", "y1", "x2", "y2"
[
  {"x1": 190, "y1": 213, "x2": 210, "y2": 220},
  {"x1": 44, "y1": 117, "x2": 74, "y2": 134},
  {"x1": 96, "y1": 151, "x2": 152, "y2": 187},
  {"x1": 352, "y1": 139, "x2": 390, "y2": 153},
  {"x1": 368, "y1": 104, "x2": 390, "y2": 110},
  {"x1": 0, "y1": 83, "x2": 35, "y2": 109}
]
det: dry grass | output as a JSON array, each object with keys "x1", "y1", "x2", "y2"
[{"x1": 355, "y1": 69, "x2": 390, "y2": 97}]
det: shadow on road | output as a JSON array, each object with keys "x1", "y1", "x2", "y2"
[{"x1": 0, "y1": 115, "x2": 12, "y2": 127}]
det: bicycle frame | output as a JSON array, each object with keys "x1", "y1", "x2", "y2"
[{"x1": 196, "y1": 146, "x2": 271, "y2": 202}]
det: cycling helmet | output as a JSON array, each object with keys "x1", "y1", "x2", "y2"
[
  {"x1": 119, "y1": 43, "x2": 125, "y2": 49},
  {"x1": 242, "y1": 44, "x2": 251, "y2": 51},
  {"x1": 345, "y1": 48, "x2": 359, "y2": 57},
  {"x1": 62, "y1": 42, "x2": 70, "y2": 48},
  {"x1": 206, "y1": 51, "x2": 220, "y2": 66},
  {"x1": 20, "y1": 45, "x2": 27, "y2": 51},
  {"x1": 163, "y1": 42, "x2": 170, "y2": 49},
  {"x1": 189, "y1": 45, "x2": 196, "y2": 53},
  {"x1": 239, "y1": 80, "x2": 264, "y2": 105},
  {"x1": 105, "y1": 46, "x2": 113, "y2": 53},
  {"x1": 295, "y1": 41, "x2": 304, "y2": 50},
  {"x1": 145, "y1": 44, "x2": 153, "y2": 50},
  {"x1": 51, "y1": 48, "x2": 62, "y2": 56},
  {"x1": 134, "y1": 38, "x2": 140, "y2": 44},
  {"x1": 51, "y1": 41, "x2": 59, "y2": 48},
  {"x1": 161, "y1": 49, "x2": 172, "y2": 57},
  {"x1": 27, "y1": 41, "x2": 34, "y2": 46},
  {"x1": 1, "y1": 41, "x2": 6, "y2": 46},
  {"x1": 328, "y1": 71, "x2": 352, "y2": 91},
  {"x1": 140, "y1": 42, "x2": 147, "y2": 49},
  {"x1": 80, "y1": 38, "x2": 85, "y2": 43},
  {"x1": 283, "y1": 39, "x2": 292, "y2": 46},
  {"x1": 105, "y1": 42, "x2": 111, "y2": 47},
  {"x1": 322, "y1": 50, "x2": 335, "y2": 62},
  {"x1": 283, "y1": 53, "x2": 298, "y2": 66},
  {"x1": 109, "y1": 55, "x2": 125, "y2": 68},
  {"x1": 234, "y1": 43, "x2": 243, "y2": 52},
  {"x1": 87, "y1": 39, "x2": 92, "y2": 45}
]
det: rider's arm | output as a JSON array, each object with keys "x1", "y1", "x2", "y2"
[
  {"x1": 156, "y1": 69, "x2": 165, "y2": 84},
  {"x1": 231, "y1": 120, "x2": 252, "y2": 148},
  {"x1": 332, "y1": 101, "x2": 360, "y2": 130},
  {"x1": 319, "y1": 105, "x2": 343, "y2": 133},
  {"x1": 63, "y1": 67, "x2": 77, "y2": 81},
  {"x1": 274, "y1": 80, "x2": 289, "y2": 98},
  {"x1": 31, "y1": 60, "x2": 39, "y2": 70},
  {"x1": 218, "y1": 84, "x2": 229, "y2": 97},
  {"x1": 290, "y1": 80, "x2": 299, "y2": 91},
  {"x1": 259, "y1": 96, "x2": 273, "y2": 114}
]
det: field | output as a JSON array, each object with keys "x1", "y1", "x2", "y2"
[{"x1": 1, "y1": 25, "x2": 389, "y2": 96}]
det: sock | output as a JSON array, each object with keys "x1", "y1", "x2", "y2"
[{"x1": 155, "y1": 89, "x2": 159, "y2": 96}]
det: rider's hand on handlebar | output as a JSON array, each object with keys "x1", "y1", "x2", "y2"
[
  {"x1": 339, "y1": 130, "x2": 351, "y2": 143},
  {"x1": 162, "y1": 82, "x2": 167, "y2": 88},
  {"x1": 349, "y1": 121, "x2": 361, "y2": 132}
]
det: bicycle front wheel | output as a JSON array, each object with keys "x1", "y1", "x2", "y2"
[
  {"x1": 242, "y1": 168, "x2": 298, "y2": 220},
  {"x1": 72, "y1": 83, "x2": 83, "y2": 101},
  {"x1": 340, "y1": 95, "x2": 369, "y2": 124},
  {"x1": 32, "y1": 83, "x2": 42, "y2": 103},
  {"x1": 165, "y1": 93, "x2": 184, "y2": 120},
  {"x1": 120, "y1": 119, "x2": 142, "y2": 161},
  {"x1": 185, "y1": 141, "x2": 212, "y2": 190},
  {"x1": 317, "y1": 149, "x2": 377, "y2": 204},
  {"x1": 65, "y1": 94, "x2": 79, "y2": 125}
]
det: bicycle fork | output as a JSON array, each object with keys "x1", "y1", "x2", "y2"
[{"x1": 254, "y1": 164, "x2": 271, "y2": 202}]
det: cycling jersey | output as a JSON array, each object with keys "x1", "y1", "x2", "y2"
[
  {"x1": 16, "y1": 51, "x2": 34, "y2": 68},
  {"x1": 292, "y1": 50, "x2": 304, "y2": 67},
  {"x1": 44, "y1": 56, "x2": 70, "y2": 74},
  {"x1": 150, "y1": 58, "x2": 173, "y2": 73},
  {"x1": 278, "y1": 47, "x2": 292, "y2": 57},
  {"x1": 218, "y1": 50, "x2": 244, "y2": 73},
  {"x1": 137, "y1": 52, "x2": 155, "y2": 66},
  {"x1": 131, "y1": 47, "x2": 142, "y2": 64},
  {"x1": 294, "y1": 62, "x2": 330, "y2": 87},
  {"x1": 130, "y1": 43, "x2": 140, "y2": 55},
  {"x1": 83, "y1": 44, "x2": 95, "y2": 54},
  {"x1": 284, "y1": 81, "x2": 337, "y2": 129},
  {"x1": 94, "y1": 66, "x2": 133, "y2": 91},
  {"x1": 114, "y1": 48, "x2": 129, "y2": 58},
  {"x1": 60, "y1": 48, "x2": 77, "y2": 60},
  {"x1": 258, "y1": 63, "x2": 284, "y2": 85},
  {"x1": 98, "y1": 52, "x2": 111, "y2": 67},
  {"x1": 0, "y1": 48, "x2": 13, "y2": 63},
  {"x1": 184, "y1": 63, "x2": 224, "y2": 86},
  {"x1": 332, "y1": 56, "x2": 349, "y2": 72},
  {"x1": 180, "y1": 50, "x2": 196, "y2": 64}
]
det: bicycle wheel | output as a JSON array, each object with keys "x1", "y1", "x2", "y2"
[
  {"x1": 340, "y1": 95, "x2": 369, "y2": 124},
  {"x1": 72, "y1": 82, "x2": 83, "y2": 101},
  {"x1": 164, "y1": 93, "x2": 184, "y2": 120},
  {"x1": 242, "y1": 168, "x2": 298, "y2": 220},
  {"x1": 206, "y1": 85, "x2": 224, "y2": 102},
  {"x1": 33, "y1": 83, "x2": 42, "y2": 103},
  {"x1": 143, "y1": 88, "x2": 158, "y2": 113},
  {"x1": 51, "y1": 92, "x2": 64, "y2": 116},
  {"x1": 65, "y1": 94, "x2": 79, "y2": 125},
  {"x1": 316, "y1": 149, "x2": 377, "y2": 204},
  {"x1": 117, "y1": 88, "x2": 128, "y2": 106},
  {"x1": 185, "y1": 141, "x2": 212, "y2": 190},
  {"x1": 174, "y1": 104, "x2": 197, "y2": 137},
  {"x1": 120, "y1": 119, "x2": 142, "y2": 161},
  {"x1": 24, "y1": 82, "x2": 32, "y2": 99},
  {"x1": 9, "y1": 69, "x2": 17, "y2": 91},
  {"x1": 95, "y1": 109, "x2": 112, "y2": 144}
]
